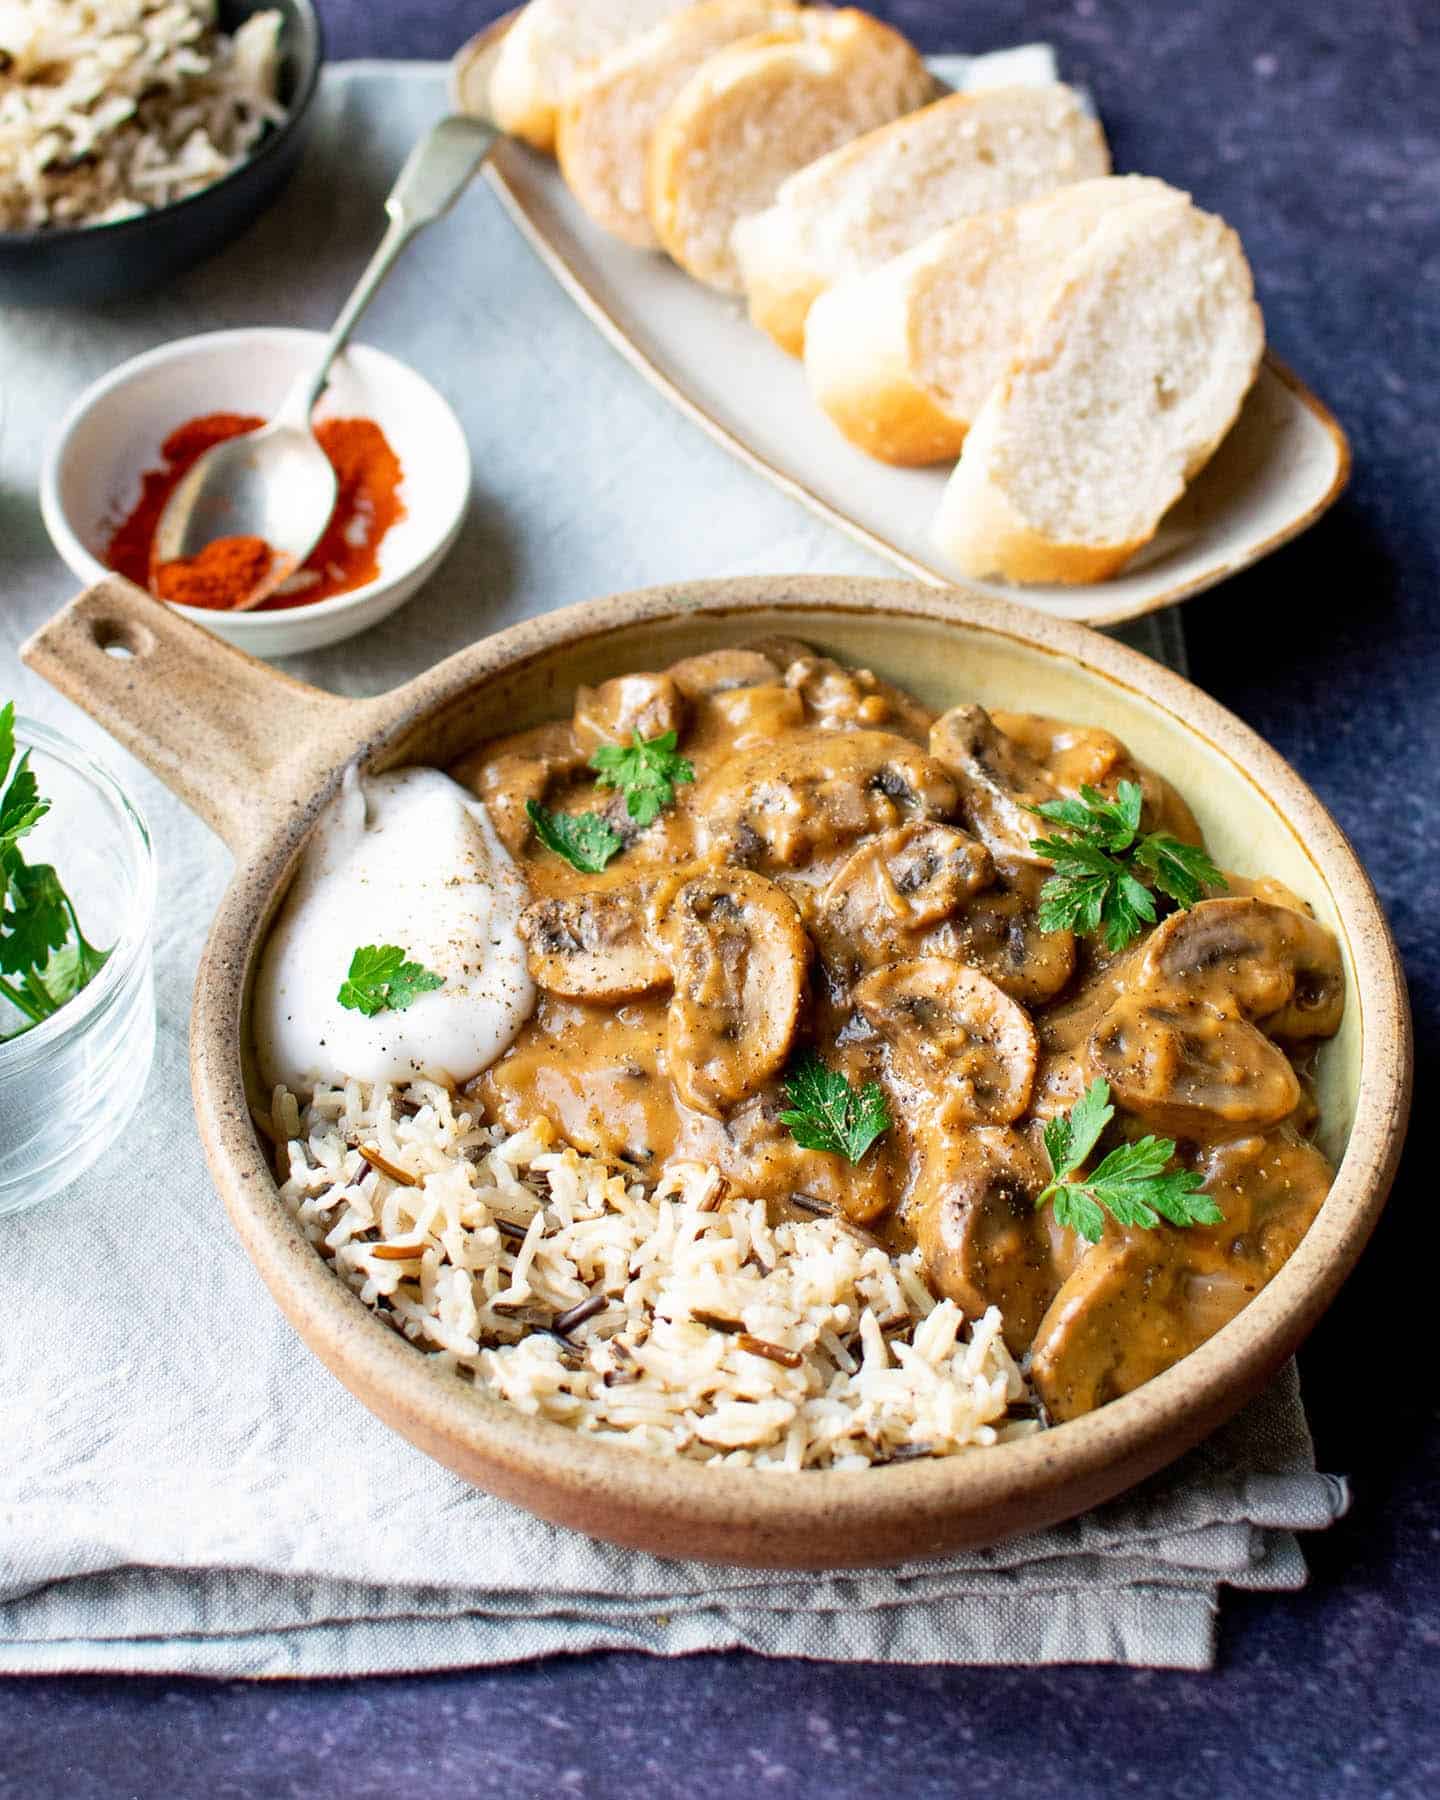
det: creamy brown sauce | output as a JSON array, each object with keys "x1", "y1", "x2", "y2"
[{"x1": 449, "y1": 640, "x2": 1344, "y2": 1421}]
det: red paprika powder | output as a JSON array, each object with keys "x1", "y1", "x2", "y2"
[
  {"x1": 106, "y1": 411, "x2": 406, "y2": 612},
  {"x1": 152, "y1": 535, "x2": 275, "y2": 609}
]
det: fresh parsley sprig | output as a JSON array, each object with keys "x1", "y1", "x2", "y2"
[
  {"x1": 337, "y1": 944, "x2": 444, "y2": 1017},
  {"x1": 779, "y1": 1053, "x2": 891, "y2": 1165},
  {"x1": 0, "y1": 702, "x2": 112, "y2": 1041},
  {"x1": 1037, "y1": 1078, "x2": 1223, "y2": 1243},
  {"x1": 589, "y1": 730, "x2": 694, "y2": 827},
  {"x1": 1029, "y1": 779, "x2": 1226, "y2": 952},
  {"x1": 525, "y1": 799, "x2": 624, "y2": 874},
  {"x1": 526, "y1": 730, "x2": 693, "y2": 873}
]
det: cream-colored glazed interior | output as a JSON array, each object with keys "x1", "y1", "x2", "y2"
[{"x1": 259, "y1": 605, "x2": 1357, "y2": 1170}]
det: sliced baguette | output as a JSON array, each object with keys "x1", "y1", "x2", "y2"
[
  {"x1": 646, "y1": 9, "x2": 934, "y2": 292},
  {"x1": 931, "y1": 198, "x2": 1265, "y2": 585},
  {"x1": 490, "y1": 0, "x2": 696, "y2": 153},
  {"x1": 733, "y1": 83, "x2": 1110, "y2": 354},
  {"x1": 559, "y1": 1, "x2": 810, "y2": 249},
  {"x1": 806, "y1": 175, "x2": 1179, "y2": 465}
]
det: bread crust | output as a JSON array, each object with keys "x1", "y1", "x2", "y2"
[
  {"x1": 646, "y1": 10, "x2": 933, "y2": 292},
  {"x1": 491, "y1": 0, "x2": 695, "y2": 156},
  {"x1": 490, "y1": 9, "x2": 561, "y2": 152},
  {"x1": 934, "y1": 437, "x2": 1149, "y2": 584},
  {"x1": 735, "y1": 84, "x2": 1110, "y2": 352},
  {"x1": 807, "y1": 178, "x2": 1186, "y2": 467},
  {"x1": 932, "y1": 205, "x2": 1264, "y2": 586},
  {"x1": 558, "y1": 0, "x2": 806, "y2": 249},
  {"x1": 805, "y1": 271, "x2": 969, "y2": 465},
  {"x1": 732, "y1": 206, "x2": 825, "y2": 352}
]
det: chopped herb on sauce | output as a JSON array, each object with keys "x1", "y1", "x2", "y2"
[
  {"x1": 1029, "y1": 779, "x2": 1226, "y2": 951},
  {"x1": 589, "y1": 730, "x2": 694, "y2": 826},
  {"x1": 525, "y1": 799, "x2": 624, "y2": 873},
  {"x1": 779, "y1": 1053, "x2": 892, "y2": 1165},
  {"x1": 1037, "y1": 1079, "x2": 1223, "y2": 1243}
]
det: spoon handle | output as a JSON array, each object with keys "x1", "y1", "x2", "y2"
[{"x1": 276, "y1": 115, "x2": 497, "y2": 427}]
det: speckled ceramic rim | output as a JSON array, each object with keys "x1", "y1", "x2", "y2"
[{"x1": 22, "y1": 574, "x2": 1411, "y2": 1568}]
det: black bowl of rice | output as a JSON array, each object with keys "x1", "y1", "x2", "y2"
[{"x1": 0, "y1": 0, "x2": 322, "y2": 305}]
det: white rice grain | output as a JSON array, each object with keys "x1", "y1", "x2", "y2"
[{"x1": 273, "y1": 1078, "x2": 1042, "y2": 1472}]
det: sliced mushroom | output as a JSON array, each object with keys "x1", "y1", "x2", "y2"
[
  {"x1": 910, "y1": 1125, "x2": 1081, "y2": 1353},
  {"x1": 697, "y1": 681, "x2": 806, "y2": 750},
  {"x1": 694, "y1": 729, "x2": 959, "y2": 872},
  {"x1": 665, "y1": 647, "x2": 786, "y2": 698},
  {"x1": 991, "y1": 711, "x2": 1202, "y2": 843},
  {"x1": 1087, "y1": 994, "x2": 1302, "y2": 1136},
  {"x1": 855, "y1": 958, "x2": 1038, "y2": 1127},
  {"x1": 991, "y1": 711, "x2": 1132, "y2": 791},
  {"x1": 783, "y1": 654, "x2": 936, "y2": 741},
  {"x1": 520, "y1": 890, "x2": 671, "y2": 1001},
  {"x1": 1221, "y1": 870, "x2": 1315, "y2": 914},
  {"x1": 1138, "y1": 897, "x2": 1345, "y2": 1041},
  {"x1": 651, "y1": 868, "x2": 810, "y2": 1114},
  {"x1": 928, "y1": 704, "x2": 1059, "y2": 862},
  {"x1": 741, "y1": 634, "x2": 817, "y2": 671},
  {"x1": 815, "y1": 823, "x2": 994, "y2": 974},
  {"x1": 720, "y1": 1069, "x2": 901, "y2": 1224},
  {"x1": 922, "y1": 854, "x2": 1077, "y2": 1007},
  {"x1": 1030, "y1": 1129, "x2": 1331, "y2": 1420},
  {"x1": 571, "y1": 673, "x2": 688, "y2": 754},
  {"x1": 449, "y1": 721, "x2": 585, "y2": 856}
]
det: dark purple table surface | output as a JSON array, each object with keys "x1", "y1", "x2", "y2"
[{"x1": 4, "y1": 3, "x2": 1437, "y2": 1795}]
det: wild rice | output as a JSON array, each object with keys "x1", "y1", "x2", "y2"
[
  {"x1": 271, "y1": 1078, "x2": 1041, "y2": 1472},
  {"x1": 0, "y1": 1, "x2": 286, "y2": 230}
]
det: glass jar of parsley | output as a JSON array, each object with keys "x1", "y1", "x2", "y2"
[{"x1": 0, "y1": 714, "x2": 156, "y2": 1217}]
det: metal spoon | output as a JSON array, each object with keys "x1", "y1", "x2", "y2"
[{"x1": 152, "y1": 114, "x2": 496, "y2": 609}]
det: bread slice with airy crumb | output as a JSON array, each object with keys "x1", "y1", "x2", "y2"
[
  {"x1": 931, "y1": 199, "x2": 1265, "y2": 585},
  {"x1": 646, "y1": 9, "x2": 934, "y2": 292},
  {"x1": 559, "y1": 1, "x2": 811, "y2": 249},
  {"x1": 490, "y1": 0, "x2": 696, "y2": 153},
  {"x1": 805, "y1": 176, "x2": 1178, "y2": 465},
  {"x1": 733, "y1": 83, "x2": 1110, "y2": 354}
]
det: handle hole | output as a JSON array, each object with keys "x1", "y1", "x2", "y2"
[{"x1": 91, "y1": 618, "x2": 155, "y2": 661}]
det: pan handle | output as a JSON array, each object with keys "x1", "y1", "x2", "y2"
[{"x1": 21, "y1": 577, "x2": 361, "y2": 856}]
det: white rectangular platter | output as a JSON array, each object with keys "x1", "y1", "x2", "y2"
[{"x1": 469, "y1": 42, "x2": 1349, "y2": 629}]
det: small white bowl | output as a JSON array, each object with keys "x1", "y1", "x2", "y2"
[{"x1": 41, "y1": 328, "x2": 472, "y2": 658}]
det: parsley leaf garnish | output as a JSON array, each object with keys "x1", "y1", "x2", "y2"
[
  {"x1": 337, "y1": 944, "x2": 445, "y2": 1017},
  {"x1": 0, "y1": 861, "x2": 70, "y2": 976},
  {"x1": 1133, "y1": 832, "x2": 1228, "y2": 909},
  {"x1": 0, "y1": 760, "x2": 47, "y2": 846},
  {"x1": 0, "y1": 702, "x2": 112, "y2": 1040},
  {"x1": 1037, "y1": 1078, "x2": 1224, "y2": 1244},
  {"x1": 32, "y1": 935, "x2": 111, "y2": 1009},
  {"x1": 1029, "y1": 779, "x2": 1226, "y2": 952},
  {"x1": 525, "y1": 799, "x2": 624, "y2": 873},
  {"x1": 779, "y1": 1053, "x2": 892, "y2": 1165},
  {"x1": 589, "y1": 730, "x2": 695, "y2": 828},
  {"x1": 1031, "y1": 834, "x2": 1157, "y2": 950}
]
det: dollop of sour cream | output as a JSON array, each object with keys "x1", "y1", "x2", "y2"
[{"x1": 254, "y1": 767, "x2": 535, "y2": 1093}]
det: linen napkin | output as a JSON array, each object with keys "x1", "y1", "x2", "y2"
[{"x1": 0, "y1": 61, "x2": 1344, "y2": 1676}]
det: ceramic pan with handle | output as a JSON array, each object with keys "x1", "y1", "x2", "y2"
[{"x1": 22, "y1": 574, "x2": 1412, "y2": 1568}]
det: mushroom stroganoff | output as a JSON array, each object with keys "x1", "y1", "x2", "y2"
[{"x1": 261, "y1": 639, "x2": 1343, "y2": 1459}]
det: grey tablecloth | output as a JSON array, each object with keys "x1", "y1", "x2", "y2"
[{"x1": 0, "y1": 63, "x2": 1342, "y2": 1676}]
